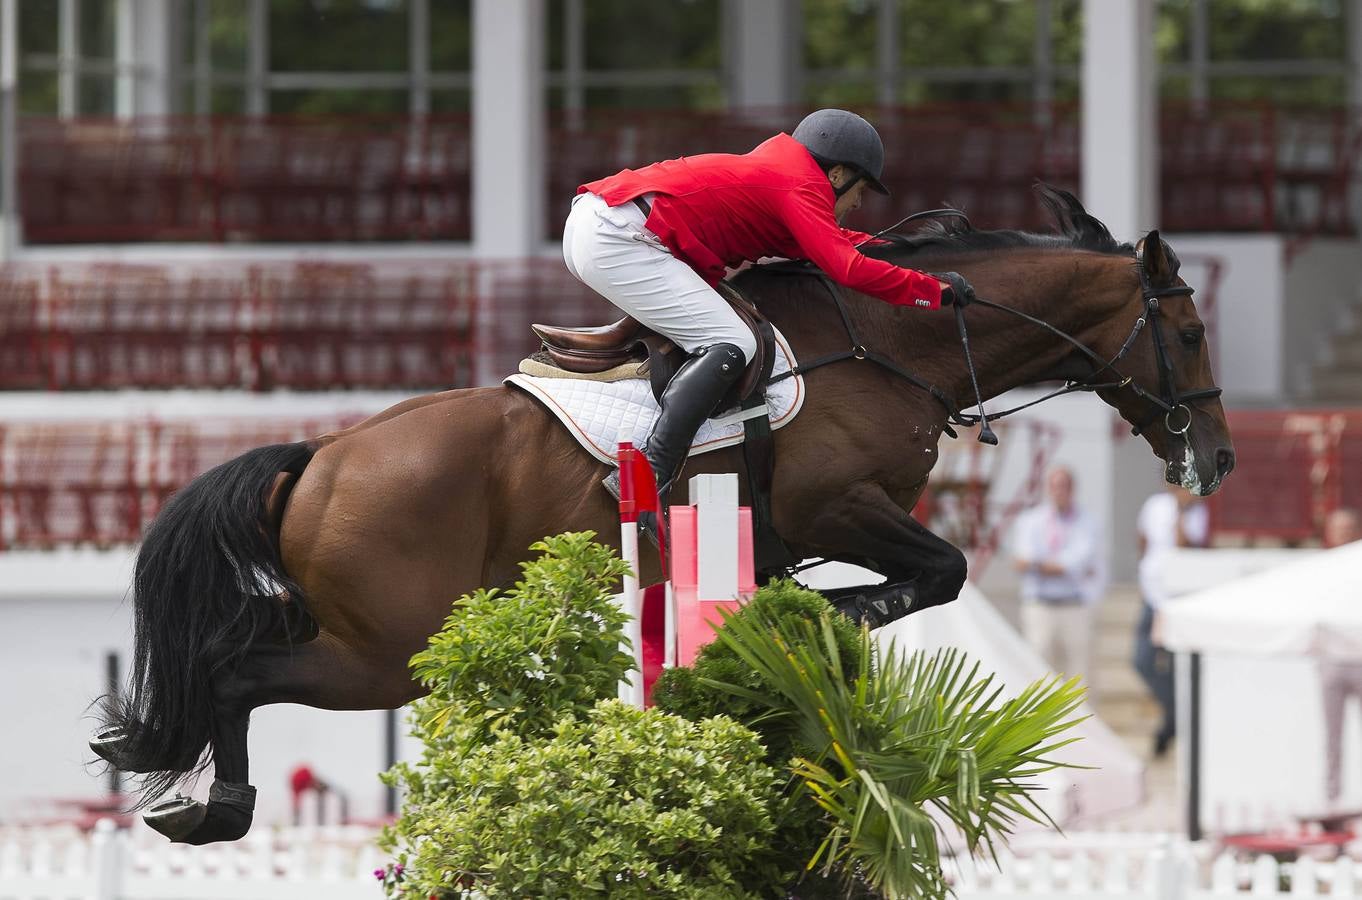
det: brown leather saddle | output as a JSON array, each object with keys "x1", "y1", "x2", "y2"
[
  {"x1": 531, "y1": 280, "x2": 796, "y2": 571},
  {"x1": 530, "y1": 283, "x2": 776, "y2": 406}
]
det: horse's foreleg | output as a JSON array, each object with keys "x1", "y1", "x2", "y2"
[
  {"x1": 143, "y1": 633, "x2": 417, "y2": 844},
  {"x1": 787, "y1": 481, "x2": 967, "y2": 628},
  {"x1": 143, "y1": 707, "x2": 256, "y2": 844}
]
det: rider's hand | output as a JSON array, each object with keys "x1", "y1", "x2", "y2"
[{"x1": 935, "y1": 272, "x2": 976, "y2": 308}]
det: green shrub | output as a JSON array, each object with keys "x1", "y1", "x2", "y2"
[
  {"x1": 707, "y1": 604, "x2": 1088, "y2": 899},
  {"x1": 382, "y1": 535, "x2": 1085, "y2": 900},
  {"x1": 652, "y1": 578, "x2": 867, "y2": 765},
  {"x1": 652, "y1": 580, "x2": 871, "y2": 895},
  {"x1": 382, "y1": 533, "x2": 794, "y2": 898},
  {"x1": 405, "y1": 531, "x2": 637, "y2": 752},
  {"x1": 387, "y1": 700, "x2": 786, "y2": 899}
]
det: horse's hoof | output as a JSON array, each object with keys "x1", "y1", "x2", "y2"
[
  {"x1": 145, "y1": 796, "x2": 208, "y2": 840},
  {"x1": 89, "y1": 726, "x2": 129, "y2": 767},
  {"x1": 147, "y1": 782, "x2": 257, "y2": 844}
]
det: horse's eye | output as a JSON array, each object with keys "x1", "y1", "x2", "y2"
[{"x1": 1181, "y1": 330, "x2": 1203, "y2": 347}]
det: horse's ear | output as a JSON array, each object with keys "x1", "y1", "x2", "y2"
[
  {"x1": 1035, "y1": 183, "x2": 1082, "y2": 234},
  {"x1": 1139, "y1": 229, "x2": 1181, "y2": 284},
  {"x1": 1034, "y1": 182, "x2": 1118, "y2": 249}
]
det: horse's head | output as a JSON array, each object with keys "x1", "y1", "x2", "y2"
[
  {"x1": 1116, "y1": 230, "x2": 1234, "y2": 495},
  {"x1": 1038, "y1": 186, "x2": 1235, "y2": 495}
]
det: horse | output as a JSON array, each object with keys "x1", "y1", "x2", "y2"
[{"x1": 91, "y1": 185, "x2": 1234, "y2": 844}]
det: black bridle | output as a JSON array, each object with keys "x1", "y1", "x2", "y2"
[{"x1": 769, "y1": 243, "x2": 1224, "y2": 444}]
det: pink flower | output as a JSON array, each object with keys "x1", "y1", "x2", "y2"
[{"x1": 374, "y1": 868, "x2": 386, "y2": 880}]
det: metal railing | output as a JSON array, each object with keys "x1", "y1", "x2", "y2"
[
  {"x1": 18, "y1": 114, "x2": 472, "y2": 243},
  {"x1": 0, "y1": 415, "x2": 369, "y2": 550},
  {"x1": 11, "y1": 102, "x2": 1361, "y2": 245}
]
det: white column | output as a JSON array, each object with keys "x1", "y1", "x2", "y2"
[
  {"x1": 114, "y1": 0, "x2": 134, "y2": 118},
  {"x1": 472, "y1": 0, "x2": 545, "y2": 385},
  {"x1": 193, "y1": 0, "x2": 210, "y2": 115},
  {"x1": 0, "y1": 0, "x2": 16, "y2": 259},
  {"x1": 409, "y1": 0, "x2": 429, "y2": 116},
  {"x1": 563, "y1": 0, "x2": 584, "y2": 128},
  {"x1": 1349, "y1": 0, "x2": 1362, "y2": 240},
  {"x1": 472, "y1": 0, "x2": 544, "y2": 255},
  {"x1": 1349, "y1": 0, "x2": 1362, "y2": 108},
  {"x1": 1033, "y1": 0, "x2": 1053, "y2": 117},
  {"x1": 725, "y1": 0, "x2": 795, "y2": 110},
  {"x1": 1190, "y1": 0, "x2": 1209, "y2": 106},
  {"x1": 876, "y1": 0, "x2": 899, "y2": 107},
  {"x1": 58, "y1": 0, "x2": 78, "y2": 118},
  {"x1": 1081, "y1": 0, "x2": 1158, "y2": 242},
  {"x1": 130, "y1": 0, "x2": 175, "y2": 116},
  {"x1": 246, "y1": 0, "x2": 268, "y2": 115}
]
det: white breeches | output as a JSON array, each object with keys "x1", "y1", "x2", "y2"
[{"x1": 561, "y1": 191, "x2": 757, "y2": 362}]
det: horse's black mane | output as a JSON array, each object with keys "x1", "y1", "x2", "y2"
[
  {"x1": 870, "y1": 218, "x2": 1134, "y2": 260},
  {"x1": 863, "y1": 184, "x2": 1137, "y2": 261}
]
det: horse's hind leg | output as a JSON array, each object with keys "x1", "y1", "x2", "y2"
[
  {"x1": 788, "y1": 481, "x2": 967, "y2": 627},
  {"x1": 144, "y1": 634, "x2": 415, "y2": 844}
]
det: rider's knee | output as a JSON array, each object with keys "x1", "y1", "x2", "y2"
[{"x1": 719, "y1": 331, "x2": 757, "y2": 367}]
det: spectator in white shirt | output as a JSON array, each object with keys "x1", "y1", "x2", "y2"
[
  {"x1": 1134, "y1": 483, "x2": 1210, "y2": 758},
  {"x1": 1011, "y1": 467, "x2": 1106, "y2": 692},
  {"x1": 1318, "y1": 508, "x2": 1362, "y2": 805}
]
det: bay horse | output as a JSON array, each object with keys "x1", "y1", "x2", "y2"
[{"x1": 92, "y1": 185, "x2": 1234, "y2": 843}]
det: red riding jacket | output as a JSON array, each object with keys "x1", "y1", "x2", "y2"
[{"x1": 579, "y1": 132, "x2": 942, "y2": 310}]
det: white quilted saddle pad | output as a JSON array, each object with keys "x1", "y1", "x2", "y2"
[{"x1": 505, "y1": 328, "x2": 806, "y2": 465}]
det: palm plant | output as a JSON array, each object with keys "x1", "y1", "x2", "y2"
[{"x1": 704, "y1": 602, "x2": 1088, "y2": 899}]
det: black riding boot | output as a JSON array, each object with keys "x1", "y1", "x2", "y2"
[{"x1": 604, "y1": 342, "x2": 747, "y2": 501}]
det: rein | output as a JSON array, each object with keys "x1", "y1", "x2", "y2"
[
  {"x1": 954, "y1": 257, "x2": 1223, "y2": 438},
  {"x1": 767, "y1": 240, "x2": 1223, "y2": 444}
]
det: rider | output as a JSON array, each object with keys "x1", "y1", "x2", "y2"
[{"x1": 563, "y1": 108, "x2": 977, "y2": 500}]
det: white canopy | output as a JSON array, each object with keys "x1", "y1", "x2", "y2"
[
  {"x1": 800, "y1": 564, "x2": 1145, "y2": 829},
  {"x1": 1160, "y1": 542, "x2": 1362, "y2": 659}
]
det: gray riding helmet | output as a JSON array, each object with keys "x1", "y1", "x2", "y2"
[{"x1": 792, "y1": 108, "x2": 890, "y2": 195}]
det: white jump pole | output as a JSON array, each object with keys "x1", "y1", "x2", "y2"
[{"x1": 615, "y1": 433, "x2": 645, "y2": 708}]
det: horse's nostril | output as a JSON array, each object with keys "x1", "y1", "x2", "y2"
[{"x1": 1215, "y1": 447, "x2": 1236, "y2": 476}]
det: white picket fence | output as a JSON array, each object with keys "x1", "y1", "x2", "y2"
[
  {"x1": 949, "y1": 837, "x2": 1362, "y2": 899},
  {"x1": 0, "y1": 819, "x2": 386, "y2": 900},
  {"x1": 7, "y1": 822, "x2": 1362, "y2": 899}
]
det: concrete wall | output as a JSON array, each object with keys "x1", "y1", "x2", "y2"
[
  {"x1": 1166, "y1": 234, "x2": 1362, "y2": 403},
  {"x1": 1166, "y1": 234, "x2": 1286, "y2": 403},
  {"x1": 1282, "y1": 239, "x2": 1362, "y2": 398},
  {"x1": 0, "y1": 554, "x2": 424, "y2": 826}
]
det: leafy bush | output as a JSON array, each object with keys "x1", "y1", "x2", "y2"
[
  {"x1": 382, "y1": 533, "x2": 792, "y2": 898},
  {"x1": 382, "y1": 534, "x2": 1086, "y2": 900},
  {"x1": 652, "y1": 579, "x2": 870, "y2": 893},
  {"x1": 405, "y1": 532, "x2": 637, "y2": 752},
  {"x1": 706, "y1": 604, "x2": 1088, "y2": 899},
  {"x1": 387, "y1": 700, "x2": 786, "y2": 899},
  {"x1": 652, "y1": 579, "x2": 867, "y2": 765}
]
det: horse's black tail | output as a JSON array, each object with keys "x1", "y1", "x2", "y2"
[{"x1": 97, "y1": 442, "x2": 315, "y2": 806}]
